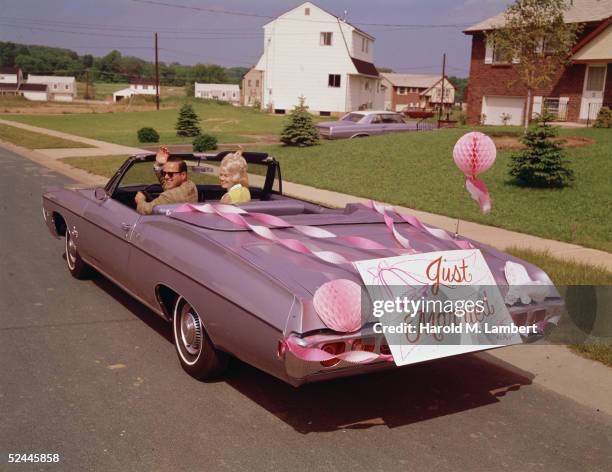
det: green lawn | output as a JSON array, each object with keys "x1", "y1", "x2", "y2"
[
  {"x1": 0, "y1": 123, "x2": 93, "y2": 149},
  {"x1": 257, "y1": 127, "x2": 612, "y2": 253},
  {"x1": 3, "y1": 100, "x2": 289, "y2": 145}
]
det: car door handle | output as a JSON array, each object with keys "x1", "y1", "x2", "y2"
[{"x1": 121, "y1": 223, "x2": 133, "y2": 231}]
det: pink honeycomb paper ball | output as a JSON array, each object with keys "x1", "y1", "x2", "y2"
[
  {"x1": 313, "y1": 279, "x2": 362, "y2": 333},
  {"x1": 453, "y1": 132, "x2": 497, "y2": 176}
]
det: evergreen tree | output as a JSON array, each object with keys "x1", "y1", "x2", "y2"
[
  {"x1": 509, "y1": 112, "x2": 574, "y2": 187},
  {"x1": 280, "y1": 97, "x2": 320, "y2": 147},
  {"x1": 175, "y1": 103, "x2": 202, "y2": 137}
]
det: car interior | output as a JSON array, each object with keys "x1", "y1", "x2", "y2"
[{"x1": 108, "y1": 151, "x2": 339, "y2": 217}]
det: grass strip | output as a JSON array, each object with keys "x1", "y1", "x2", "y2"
[{"x1": 0, "y1": 123, "x2": 94, "y2": 149}]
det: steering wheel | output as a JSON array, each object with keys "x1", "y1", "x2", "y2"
[{"x1": 141, "y1": 184, "x2": 160, "y2": 202}]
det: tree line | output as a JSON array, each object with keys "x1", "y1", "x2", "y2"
[{"x1": 0, "y1": 41, "x2": 249, "y2": 86}]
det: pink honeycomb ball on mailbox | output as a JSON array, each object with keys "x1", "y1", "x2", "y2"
[
  {"x1": 453, "y1": 132, "x2": 497, "y2": 176},
  {"x1": 313, "y1": 279, "x2": 362, "y2": 333}
]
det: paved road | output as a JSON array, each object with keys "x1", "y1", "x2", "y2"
[{"x1": 1, "y1": 146, "x2": 611, "y2": 472}]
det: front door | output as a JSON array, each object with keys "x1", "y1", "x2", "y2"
[{"x1": 580, "y1": 65, "x2": 607, "y2": 120}]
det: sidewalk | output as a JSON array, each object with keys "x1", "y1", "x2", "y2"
[{"x1": 1, "y1": 120, "x2": 611, "y2": 415}]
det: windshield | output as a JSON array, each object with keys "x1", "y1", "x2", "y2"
[{"x1": 341, "y1": 113, "x2": 365, "y2": 123}]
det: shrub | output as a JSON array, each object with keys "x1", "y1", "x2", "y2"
[
  {"x1": 193, "y1": 134, "x2": 218, "y2": 152},
  {"x1": 593, "y1": 106, "x2": 612, "y2": 128},
  {"x1": 509, "y1": 112, "x2": 574, "y2": 188},
  {"x1": 137, "y1": 127, "x2": 160, "y2": 143},
  {"x1": 280, "y1": 96, "x2": 320, "y2": 147},
  {"x1": 175, "y1": 103, "x2": 201, "y2": 137}
]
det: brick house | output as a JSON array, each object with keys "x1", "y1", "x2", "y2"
[
  {"x1": 464, "y1": 0, "x2": 612, "y2": 125},
  {"x1": 380, "y1": 73, "x2": 455, "y2": 112}
]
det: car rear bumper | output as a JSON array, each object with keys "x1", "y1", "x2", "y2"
[{"x1": 282, "y1": 297, "x2": 564, "y2": 386}]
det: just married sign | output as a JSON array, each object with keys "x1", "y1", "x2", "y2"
[{"x1": 353, "y1": 249, "x2": 522, "y2": 366}]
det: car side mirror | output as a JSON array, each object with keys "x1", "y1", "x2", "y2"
[{"x1": 94, "y1": 187, "x2": 108, "y2": 200}]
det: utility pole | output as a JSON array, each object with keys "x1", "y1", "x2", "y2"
[
  {"x1": 438, "y1": 53, "x2": 446, "y2": 126},
  {"x1": 85, "y1": 69, "x2": 89, "y2": 100},
  {"x1": 155, "y1": 32, "x2": 160, "y2": 110}
]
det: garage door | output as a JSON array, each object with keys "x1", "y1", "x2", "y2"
[{"x1": 482, "y1": 96, "x2": 525, "y2": 125}]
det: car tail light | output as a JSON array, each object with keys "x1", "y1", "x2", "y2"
[
  {"x1": 351, "y1": 338, "x2": 376, "y2": 352},
  {"x1": 320, "y1": 342, "x2": 346, "y2": 367},
  {"x1": 380, "y1": 344, "x2": 391, "y2": 355}
]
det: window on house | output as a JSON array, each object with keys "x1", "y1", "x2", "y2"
[
  {"x1": 305, "y1": 7, "x2": 310, "y2": 15},
  {"x1": 397, "y1": 87, "x2": 407, "y2": 95},
  {"x1": 255, "y1": 80, "x2": 259, "y2": 87},
  {"x1": 361, "y1": 38, "x2": 369, "y2": 53},
  {"x1": 248, "y1": 80, "x2": 252, "y2": 87},
  {"x1": 328, "y1": 74, "x2": 341, "y2": 87},
  {"x1": 364, "y1": 81, "x2": 370, "y2": 90},
  {"x1": 320, "y1": 32, "x2": 333, "y2": 46},
  {"x1": 485, "y1": 38, "x2": 513, "y2": 64},
  {"x1": 586, "y1": 66, "x2": 605, "y2": 91}
]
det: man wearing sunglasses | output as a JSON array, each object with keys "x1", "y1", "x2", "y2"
[{"x1": 135, "y1": 156, "x2": 197, "y2": 215}]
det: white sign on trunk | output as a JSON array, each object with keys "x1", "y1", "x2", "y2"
[{"x1": 354, "y1": 249, "x2": 521, "y2": 366}]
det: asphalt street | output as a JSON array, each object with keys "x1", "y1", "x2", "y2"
[{"x1": 1, "y1": 145, "x2": 611, "y2": 472}]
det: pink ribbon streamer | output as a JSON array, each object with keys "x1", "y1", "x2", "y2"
[
  {"x1": 363, "y1": 201, "x2": 474, "y2": 250},
  {"x1": 465, "y1": 176, "x2": 492, "y2": 214},
  {"x1": 280, "y1": 336, "x2": 394, "y2": 364}
]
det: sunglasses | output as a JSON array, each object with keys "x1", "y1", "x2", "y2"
[{"x1": 161, "y1": 170, "x2": 182, "y2": 178}]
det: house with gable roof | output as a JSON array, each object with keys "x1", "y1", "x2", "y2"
[
  {"x1": 463, "y1": 0, "x2": 612, "y2": 125},
  {"x1": 248, "y1": 1, "x2": 384, "y2": 114},
  {"x1": 380, "y1": 73, "x2": 456, "y2": 112}
]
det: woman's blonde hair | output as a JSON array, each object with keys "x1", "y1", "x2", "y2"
[{"x1": 220, "y1": 147, "x2": 249, "y2": 186}]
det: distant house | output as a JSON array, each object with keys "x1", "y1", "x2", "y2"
[
  {"x1": 0, "y1": 67, "x2": 23, "y2": 95},
  {"x1": 113, "y1": 78, "x2": 157, "y2": 102},
  {"x1": 0, "y1": 67, "x2": 47, "y2": 100},
  {"x1": 464, "y1": 0, "x2": 612, "y2": 125},
  {"x1": 194, "y1": 83, "x2": 240, "y2": 104},
  {"x1": 380, "y1": 73, "x2": 456, "y2": 112},
  {"x1": 20, "y1": 83, "x2": 48, "y2": 101},
  {"x1": 27, "y1": 75, "x2": 76, "y2": 101},
  {"x1": 253, "y1": 1, "x2": 384, "y2": 114},
  {"x1": 241, "y1": 69, "x2": 263, "y2": 107}
]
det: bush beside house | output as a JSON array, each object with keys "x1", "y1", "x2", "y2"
[
  {"x1": 280, "y1": 98, "x2": 319, "y2": 147},
  {"x1": 509, "y1": 112, "x2": 574, "y2": 187}
]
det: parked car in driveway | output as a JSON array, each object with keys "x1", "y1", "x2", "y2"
[
  {"x1": 316, "y1": 111, "x2": 434, "y2": 139},
  {"x1": 42, "y1": 151, "x2": 562, "y2": 386}
]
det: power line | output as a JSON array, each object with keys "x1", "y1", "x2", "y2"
[{"x1": 129, "y1": 0, "x2": 472, "y2": 28}]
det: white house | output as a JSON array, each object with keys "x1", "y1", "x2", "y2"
[
  {"x1": 194, "y1": 83, "x2": 240, "y2": 104},
  {"x1": 0, "y1": 67, "x2": 22, "y2": 85},
  {"x1": 27, "y1": 75, "x2": 76, "y2": 101},
  {"x1": 113, "y1": 78, "x2": 157, "y2": 102},
  {"x1": 254, "y1": 1, "x2": 384, "y2": 114},
  {"x1": 20, "y1": 83, "x2": 48, "y2": 101}
]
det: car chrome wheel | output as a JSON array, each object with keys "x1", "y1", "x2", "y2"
[
  {"x1": 180, "y1": 306, "x2": 202, "y2": 356},
  {"x1": 65, "y1": 230, "x2": 77, "y2": 271},
  {"x1": 172, "y1": 295, "x2": 228, "y2": 379},
  {"x1": 64, "y1": 227, "x2": 90, "y2": 279}
]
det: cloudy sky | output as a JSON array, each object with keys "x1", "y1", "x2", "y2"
[{"x1": 0, "y1": 0, "x2": 511, "y2": 76}]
